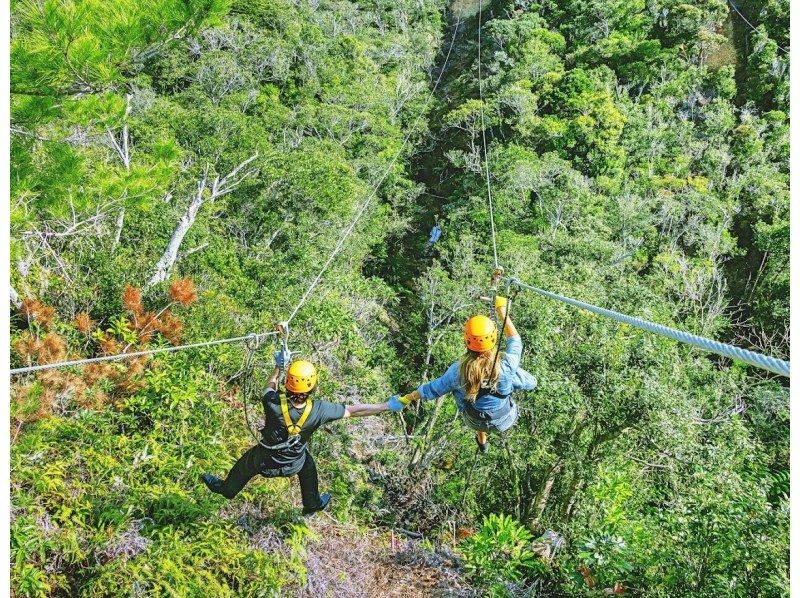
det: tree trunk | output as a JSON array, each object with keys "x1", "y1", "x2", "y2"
[
  {"x1": 146, "y1": 154, "x2": 258, "y2": 287},
  {"x1": 10, "y1": 286, "x2": 22, "y2": 309},
  {"x1": 147, "y1": 170, "x2": 208, "y2": 287},
  {"x1": 530, "y1": 459, "x2": 563, "y2": 526},
  {"x1": 112, "y1": 208, "x2": 125, "y2": 251},
  {"x1": 409, "y1": 396, "x2": 444, "y2": 467}
]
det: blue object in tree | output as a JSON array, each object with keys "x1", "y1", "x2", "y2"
[{"x1": 427, "y1": 223, "x2": 442, "y2": 247}]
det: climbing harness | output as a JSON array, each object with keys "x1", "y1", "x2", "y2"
[
  {"x1": 257, "y1": 394, "x2": 312, "y2": 451},
  {"x1": 280, "y1": 394, "x2": 313, "y2": 436},
  {"x1": 259, "y1": 433, "x2": 303, "y2": 452},
  {"x1": 463, "y1": 393, "x2": 513, "y2": 422},
  {"x1": 504, "y1": 277, "x2": 790, "y2": 378}
]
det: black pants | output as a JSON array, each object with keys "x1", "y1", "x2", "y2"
[{"x1": 217, "y1": 444, "x2": 322, "y2": 510}]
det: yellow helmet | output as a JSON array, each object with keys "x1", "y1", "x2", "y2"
[
  {"x1": 464, "y1": 315, "x2": 497, "y2": 353},
  {"x1": 285, "y1": 360, "x2": 318, "y2": 394}
]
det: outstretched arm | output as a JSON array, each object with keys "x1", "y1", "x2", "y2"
[
  {"x1": 343, "y1": 402, "x2": 392, "y2": 418},
  {"x1": 495, "y1": 296, "x2": 518, "y2": 338},
  {"x1": 495, "y1": 295, "x2": 522, "y2": 369},
  {"x1": 266, "y1": 366, "x2": 280, "y2": 391}
]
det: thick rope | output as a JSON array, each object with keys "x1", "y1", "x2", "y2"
[
  {"x1": 506, "y1": 277, "x2": 790, "y2": 378},
  {"x1": 287, "y1": 14, "x2": 463, "y2": 324},
  {"x1": 728, "y1": 0, "x2": 788, "y2": 53},
  {"x1": 10, "y1": 331, "x2": 278, "y2": 376},
  {"x1": 477, "y1": 0, "x2": 499, "y2": 269}
]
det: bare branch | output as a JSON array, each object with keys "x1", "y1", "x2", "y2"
[
  {"x1": 10, "y1": 286, "x2": 22, "y2": 309},
  {"x1": 112, "y1": 208, "x2": 125, "y2": 252},
  {"x1": 177, "y1": 242, "x2": 209, "y2": 261},
  {"x1": 147, "y1": 155, "x2": 257, "y2": 286}
]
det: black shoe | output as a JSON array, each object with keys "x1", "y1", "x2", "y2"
[
  {"x1": 476, "y1": 435, "x2": 489, "y2": 454},
  {"x1": 302, "y1": 492, "x2": 331, "y2": 516},
  {"x1": 202, "y1": 473, "x2": 224, "y2": 495}
]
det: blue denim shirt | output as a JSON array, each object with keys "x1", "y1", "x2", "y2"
[{"x1": 416, "y1": 335, "x2": 522, "y2": 413}]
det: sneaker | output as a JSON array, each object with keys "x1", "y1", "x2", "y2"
[
  {"x1": 476, "y1": 434, "x2": 489, "y2": 454},
  {"x1": 302, "y1": 492, "x2": 331, "y2": 516},
  {"x1": 201, "y1": 473, "x2": 224, "y2": 494}
]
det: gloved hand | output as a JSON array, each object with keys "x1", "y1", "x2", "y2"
[
  {"x1": 274, "y1": 349, "x2": 292, "y2": 370},
  {"x1": 494, "y1": 295, "x2": 507, "y2": 308},
  {"x1": 401, "y1": 390, "x2": 420, "y2": 405},
  {"x1": 387, "y1": 395, "x2": 406, "y2": 412}
]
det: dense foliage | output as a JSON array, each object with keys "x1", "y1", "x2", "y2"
[{"x1": 10, "y1": 0, "x2": 789, "y2": 595}]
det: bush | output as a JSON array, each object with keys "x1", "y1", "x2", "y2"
[{"x1": 460, "y1": 513, "x2": 540, "y2": 594}]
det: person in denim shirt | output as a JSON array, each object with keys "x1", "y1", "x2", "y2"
[{"x1": 390, "y1": 294, "x2": 536, "y2": 453}]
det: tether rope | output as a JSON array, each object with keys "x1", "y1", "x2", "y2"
[
  {"x1": 728, "y1": 0, "x2": 789, "y2": 54},
  {"x1": 477, "y1": 0, "x2": 499, "y2": 269},
  {"x1": 10, "y1": 331, "x2": 278, "y2": 376},
  {"x1": 236, "y1": 337, "x2": 264, "y2": 441},
  {"x1": 286, "y1": 13, "x2": 463, "y2": 324},
  {"x1": 506, "y1": 277, "x2": 790, "y2": 378}
]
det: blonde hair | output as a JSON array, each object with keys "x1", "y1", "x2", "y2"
[{"x1": 459, "y1": 350, "x2": 501, "y2": 402}]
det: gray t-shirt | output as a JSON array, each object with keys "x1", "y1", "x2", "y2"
[{"x1": 260, "y1": 389, "x2": 345, "y2": 466}]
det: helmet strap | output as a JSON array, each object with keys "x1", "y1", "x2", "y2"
[{"x1": 286, "y1": 390, "x2": 308, "y2": 404}]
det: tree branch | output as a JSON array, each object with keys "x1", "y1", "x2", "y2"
[{"x1": 146, "y1": 155, "x2": 257, "y2": 286}]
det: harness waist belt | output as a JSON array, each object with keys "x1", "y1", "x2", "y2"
[
  {"x1": 464, "y1": 394, "x2": 512, "y2": 421},
  {"x1": 259, "y1": 434, "x2": 303, "y2": 452}
]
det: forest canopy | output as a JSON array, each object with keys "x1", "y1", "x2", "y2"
[{"x1": 9, "y1": 0, "x2": 789, "y2": 595}]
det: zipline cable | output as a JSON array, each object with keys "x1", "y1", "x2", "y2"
[
  {"x1": 477, "y1": 0, "x2": 499, "y2": 269},
  {"x1": 468, "y1": 6, "x2": 787, "y2": 379},
  {"x1": 9, "y1": 331, "x2": 279, "y2": 376},
  {"x1": 727, "y1": 0, "x2": 789, "y2": 54},
  {"x1": 286, "y1": 13, "x2": 463, "y2": 324},
  {"x1": 505, "y1": 276, "x2": 790, "y2": 378}
]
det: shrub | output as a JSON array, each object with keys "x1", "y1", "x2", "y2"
[{"x1": 460, "y1": 513, "x2": 539, "y2": 593}]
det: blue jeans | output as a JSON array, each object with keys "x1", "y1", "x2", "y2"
[{"x1": 462, "y1": 398, "x2": 519, "y2": 433}]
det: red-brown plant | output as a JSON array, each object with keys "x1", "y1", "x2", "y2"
[
  {"x1": 98, "y1": 336, "x2": 122, "y2": 356},
  {"x1": 12, "y1": 281, "x2": 197, "y2": 434},
  {"x1": 38, "y1": 333, "x2": 67, "y2": 364},
  {"x1": 168, "y1": 278, "x2": 198, "y2": 306},
  {"x1": 13, "y1": 332, "x2": 42, "y2": 366},
  {"x1": 21, "y1": 297, "x2": 55, "y2": 328},
  {"x1": 74, "y1": 312, "x2": 94, "y2": 333},
  {"x1": 122, "y1": 284, "x2": 143, "y2": 315},
  {"x1": 84, "y1": 362, "x2": 117, "y2": 385},
  {"x1": 157, "y1": 310, "x2": 183, "y2": 344}
]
